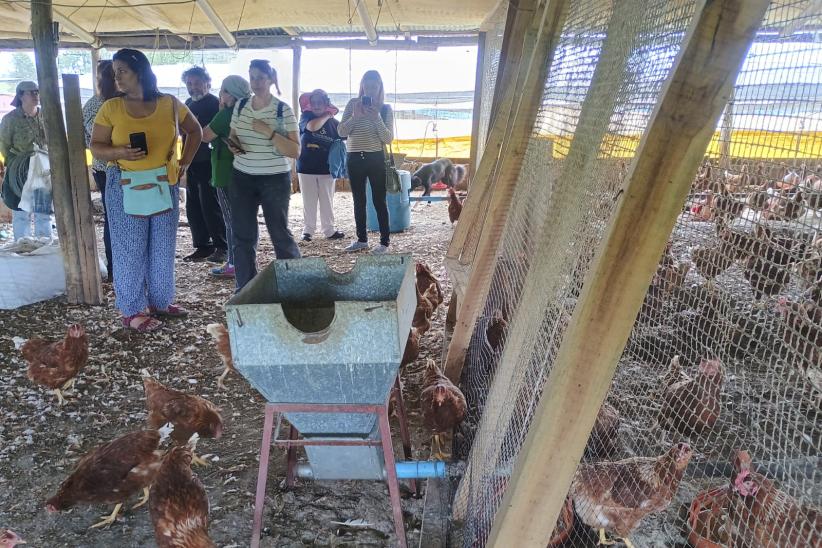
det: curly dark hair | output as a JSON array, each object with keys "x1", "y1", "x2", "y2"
[
  {"x1": 112, "y1": 48, "x2": 161, "y2": 100},
  {"x1": 181, "y1": 65, "x2": 211, "y2": 83},
  {"x1": 96, "y1": 60, "x2": 118, "y2": 100}
]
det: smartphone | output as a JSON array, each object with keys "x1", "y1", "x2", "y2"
[
  {"x1": 222, "y1": 136, "x2": 246, "y2": 154},
  {"x1": 129, "y1": 132, "x2": 148, "y2": 154},
  {"x1": 361, "y1": 96, "x2": 372, "y2": 107}
]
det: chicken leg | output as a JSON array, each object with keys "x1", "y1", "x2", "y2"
[
  {"x1": 53, "y1": 389, "x2": 67, "y2": 406},
  {"x1": 131, "y1": 487, "x2": 150, "y2": 509},
  {"x1": 62, "y1": 377, "x2": 76, "y2": 392},
  {"x1": 89, "y1": 503, "x2": 123, "y2": 529},
  {"x1": 191, "y1": 452, "x2": 210, "y2": 467},
  {"x1": 597, "y1": 529, "x2": 634, "y2": 548},
  {"x1": 216, "y1": 366, "x2": 230, "y2": 390},
  {"x1": 430, "y1": 434, "x2": 448, "y2": 461}
]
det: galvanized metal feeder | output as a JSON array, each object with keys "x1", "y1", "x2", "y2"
[{"x1": 226, "y1": 254, "x2": 417, "y2": 548}]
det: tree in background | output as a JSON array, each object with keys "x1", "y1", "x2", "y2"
[
  {"x1": 10, "y1": 52, "x2": 37, "y2": 81},
  {"x1": 57, "y1": 50, "x2": 92, "y2": 75}
]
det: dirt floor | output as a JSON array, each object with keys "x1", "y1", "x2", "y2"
[{"x1": 0, "y1": 189, "x2": 455, "y2": 547}]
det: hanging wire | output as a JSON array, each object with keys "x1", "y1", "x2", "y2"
[{"x1": 235, "y1": 0, "x2": 248, "y2": 33}]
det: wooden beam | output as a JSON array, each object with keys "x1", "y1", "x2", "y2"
[
  {"x1": 443, "y1": 0, "x2": 569, "y2": 384},
  {"x1": 52, "y1": 8, "x2": 100, "y2": 47},
  {"x1": 90, "y1": 48, "x2": 100, "y2": 87},
  {"x1": 469, "y1": 32, "x2": 487, "y2": 178},
  {"x1": 292, "y1": 45, "x2": 302, "y2": 116},
  {"x1": 719, "y1": 87, "x2": 735, "y2": 169},
  {"x1": 487, "y1": 1, "x2": 769, "y2": 545},
  {"x1": 31, "y1": 0, "x2": 89, "y2": 304},
  {"x1": 62, "y1": 74, "x2": 103, "y2": 304},
  {"x1": 194, "y1": 0, "x2": 236, "y2": 48}
]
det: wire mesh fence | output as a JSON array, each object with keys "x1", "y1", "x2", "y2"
[
  {"x1": 450, "y1": 1, "x2": 821, "y2": 546},
  {"x1": 474, "y1": 1, "x2": 509, "y2": 168}
]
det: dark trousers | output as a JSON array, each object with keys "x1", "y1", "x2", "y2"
[
  {"x1": 229, "y1": 169, "x2": 301, "y2": 290},
  {"x1": 186, "y1": 161, "x2": 226, "y2": 251},
  {"x1": 93, "y1": 169, "x2": 113, "y2": 280},
  {"x1": 348, "y1": 151, "x2": 389, "y2": 247}
]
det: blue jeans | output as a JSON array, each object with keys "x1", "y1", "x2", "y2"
[
  {"x1": 12, "y1": 209, "x2": 51, "y2": 240},
  {"x1": 228, "y1": 169, "x2": 300, "y2": 291}
]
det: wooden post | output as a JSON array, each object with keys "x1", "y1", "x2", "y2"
[
  {"x1": 719, "y1": 87, "x2": 735, "y2": 169},
  {"x1": 450, "y1": 0, "x2": 649, "y2": 520},
  {"x1": 469, "y1": 32, "x2": 487, "y2": 179},
  {"x1": 31, "y1": 0, "x2": 100, "y2": 304},
  {"x1": 63, "y1": 74, "x2": 103, "y2": 304},
  {"x1": 443, "y1": 0, "x2": 569, "y2": 384},
  {"x1": 486, "y1": 1, "x2": 769, "y2": 545},
  {"x1": 291, "y1": 44, "x2": 301, "y2": 193},
  {"x1": 90, "y1": 48, "x2": 100, "y2": 86}
]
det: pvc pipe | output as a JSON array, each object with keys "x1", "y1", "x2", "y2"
[
  {"x1": 295, "y1": 460, "x2": 449, "y2": 480},
  {"x1": 355, "y1": 0, "x2": 379, "y2": 45},
  {"x1": 195, "y1": 0, "x2": 237, "y2": 48}
]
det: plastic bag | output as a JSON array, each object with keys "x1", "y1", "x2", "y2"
[{"x1": 18, "y1": 146, "x2": 53, "y2": 213}]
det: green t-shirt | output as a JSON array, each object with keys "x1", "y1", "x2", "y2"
[{"x1": 208, "y1": 107, "x2": 234, "y2": 188}]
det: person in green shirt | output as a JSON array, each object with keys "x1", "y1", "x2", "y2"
[{"x1": 201, "y1": 75, "x2": 251, "y2": 279}]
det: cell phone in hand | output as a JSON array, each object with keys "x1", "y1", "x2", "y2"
[
  {"x1": 361, "y1": 96, "x2": 372, "y2": 107},
  {"x1": 129, "y1": 132, "x2": 148, "y2": 154},
  {"x1": 222, "y1": 136, "x2": 246, "y2": 154}
]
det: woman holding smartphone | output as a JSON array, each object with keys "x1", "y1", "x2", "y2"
[
  {"x1": 91, "y1": 48, "x2": 202, "y2": 332},
  {"x1": 337, "y1": 70, "x2": 394, "y2": 255}
]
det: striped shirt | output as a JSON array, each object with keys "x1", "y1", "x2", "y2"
[
  {"x1": 338, "y1": 99, "x2": 393, "y2": 153},
  {"x1": 230, "y1": 95, "x2": 298, "y2": 175}
]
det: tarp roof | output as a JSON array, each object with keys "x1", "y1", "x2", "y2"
[{"x1": 0, "y1": 0, "x2": 501, "y2": 49}]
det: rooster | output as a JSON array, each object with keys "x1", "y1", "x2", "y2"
[
  {"x1": 420, "y1": 359, "x2": 467, "y2": 460},
  {"x1": 571, "y1": 443, "x2": 693, "y2": 548},
  {"x1": 142, "y1": 372, "x2": 223, "y2": 466},
  {"x1": 206, "y1": 323, "x2": 234, "y2": 389},
  {"x1": 660, "y1": 358, "x2": 723, "y2": 435},
  {"x1": 447, "y1": 187, "x2": 463, "y2": 225},
  {"x1": 415, "y1": 262, "x2": 444, "y2": 308},
  {"x1": 45, "y1": 427, "x2": 172, "y2": 528},
  {"x1": 149, "y1": 443, "x2": 214, "y2": 548},
  {"x1": 23, "y1": 323, "x2": 89, "y2": 405},
  {"x1": 728, "y1": 450, "x2": 822, "y2": 547}
]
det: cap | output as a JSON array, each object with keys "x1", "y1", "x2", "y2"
[{"x1": 11, "y1": 80, "x2": 38, "y2": 107}]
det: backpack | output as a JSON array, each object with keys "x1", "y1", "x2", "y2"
[
  {"x1": 328, "y1": 139, "x2": 348, "y2": 179},
  {"x1": 236, "y1": 97, "x2": 285, "y2": 134}
]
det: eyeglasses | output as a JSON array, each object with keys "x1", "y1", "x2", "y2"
[{"x1": 26, "y1": 90, "x2": 39, "y2": 95}]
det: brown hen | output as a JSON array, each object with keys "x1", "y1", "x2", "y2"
[
  {"x1": 205, "y1": 323, "x2": 234, "y2": 389},
  {"x1": 571, "y1": 443, "x2": 693, "y2": 548},
  {"x1": 660, "y1": 358, "x2": 723, "y2": 435},
  {"x1": 45, "y1": 429, "x2": 169, "y2": 528},
  {"x1": 415, "y1": 262, "x2": 444, "y2": 308},
  {"x1": 150, "y1": 445, "x2": 214, "y2": 548},
  {"x1": 420, "y1": 359, "x2": 466, "y2": 460},
  {"x1": 142, "y1": 373, "x2": 223, "y2": 466},
  {"x1": 583, "y1": 402, "x2": 622, "y2": 461},
  {"x1": 447, "y1": 187, "x2": 463, "y2": 225},
  {"x1": 485, "y1": 309, "x2": 508, "y2": 352},
  {"x1": 23, "y1": 323, "x2": 89, "y2": 405},
  {"x1": 728, "y1": 450, "x2": 822, "y2": 548},
  {"x1": 401, "y1": 327, "x2": 420, "y2": 369}
]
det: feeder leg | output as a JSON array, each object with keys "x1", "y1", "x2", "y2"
[
  {"x1": 392, "y1": 376, "x2": 418, "y2": 496},
  {"x1": 251, "y1": 404, "x2": 276, "y2": 548},
  {"x1": 378, "y1": 406, "x2": 408, "y2": 548},
  {"x1": 285, "y1": 424, "x2": 299, "y2": 488}
]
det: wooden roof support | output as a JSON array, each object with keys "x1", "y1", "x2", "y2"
[
  {"x1": 52, "y1": 9, "x2": 100, "y2": 47},
  {"x1": 486, "y1": 0, "x2": 769, "y2": 545},
  {"x1": 468, "y1": 31, "x2": 486, "y2": 179},
  {"x1": 32, "y1": 0, "x2": 103, "y2": 305},
  {"x1": 195, "y1": 0, "x2": 237, "y2": 48},
  {"x1": 443, "y1": 0, "x2": 568, "y2": 383}
]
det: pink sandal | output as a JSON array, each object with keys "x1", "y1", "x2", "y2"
[
  {"x1": 149, "y1": 304, "x2": 189, "y2": 318},
  {"x1": 123, "y1": 313, "x2": 162, "y2": 332}
]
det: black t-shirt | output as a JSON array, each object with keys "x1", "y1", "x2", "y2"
[
  {"x1": 297, "y1": 112, "x2": 340, "y2": 175},
  {"x1": 185, "y1": 93, "x2": 219, "y2": 164}
]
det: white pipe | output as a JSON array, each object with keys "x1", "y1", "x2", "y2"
[
  {"x1": 194, "y1": 0, "x2": 237, "y2": 48},
  {"x1": 356, "y1": 0, "x2": 378, "y2": 46},
  {"x1": 52, "y1": 9, "x2": 101, "y2": 48}
]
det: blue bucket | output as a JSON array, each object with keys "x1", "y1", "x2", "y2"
[{"x1": 366, "y1": 169, "x2": 411, "y2": 233}]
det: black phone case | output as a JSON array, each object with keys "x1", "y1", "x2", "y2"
[{"x1": 129, "y1": 132, "x2": 148, "y2": 154}]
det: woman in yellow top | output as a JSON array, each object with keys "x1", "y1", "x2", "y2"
[{"x1": 91, "y1": 49, "x2": 202, "y2": 332}]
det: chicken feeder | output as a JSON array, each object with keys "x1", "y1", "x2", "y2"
[{"x1": 225, "y1": 254, "x2": 416, "y2": 479}]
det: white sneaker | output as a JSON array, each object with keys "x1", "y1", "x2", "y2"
[
  {"x1": 344, "y1": 240, "x2": 368, "y2": 252},
  {"x1": 371, "y1": 244, "x2": 389, "y2": 255}
]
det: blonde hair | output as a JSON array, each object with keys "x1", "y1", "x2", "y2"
[{"x1": 358, "y1": 70, "x2": 385, "y2": 107}]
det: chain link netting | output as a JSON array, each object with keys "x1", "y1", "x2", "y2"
[
  {"x1": 450, "y1": 1, "x2": 821, "y2": 546},
  {"x1": 475, "y1": 1, "x2": 509, "y2": 168}
]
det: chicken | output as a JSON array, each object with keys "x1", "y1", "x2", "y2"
[
  {"x1": 0, "y1": 529, "x2": 25, "y2": 548},
  {"x1": 571, "y1": 442, "x2": 693, "y2": 548},
  {"x1": 447, "y1": 187, "x2": 463, "y2": 225},
  {"x1": 401, "y1": 327, "x2": 420, "y2": 369},
  {"x1": 149, "y1": 444, "x2": 214, "y2": 548},
  {"x1": 142, "y1": 372, "x2": 223, "y2": 466},
  {"x1": 659, "y1": 355, "x2": 688, "y2": 389},
  {"x1": 413, "y1": 282, "x2": 436, "y2": 335},
  {"x1": 485, "y1": 309, "x2": 508, "y2": 352},
  {"x1": 660, "y1": 358, "x2": 723, "y2": 435},
  {"x1": 743, "y1": 228, "x2": 799, "y2": 304},
  {"x1": 795, "y1": 236, "x2": 822, "y2": 290},
  {"x1": 420, "y1": 359, "x2": 466, "y2": 460},
  {"x1": 22, "y1": 323, "x2": 89, "y2": 405},
  {"x1": 205, "y1": 323, "x2": 234, "y2": 389},
  {"x1": 583, "y1": 402, "x2": 622, "y2": 461},
  {"x1": 763, "y1": 190, "x2": 805, "y2": 221},
  {"x1": 728, "y1": 450, "x2": 822, "y2": 547},
  {"x1": 713, "y1": 186, "x2": 746, "y2": 229},
  {"x1": 45, "y1": 428, "x2": 171, "y2": 528},
  {"x1": 806, "y1": 168, "x2": 822, "y2": 217},
  {"x1": 775, "y1": 297, "x2": 822, "y2": 370},
  {"x1": 691, "y1": 245, "x2": 735, "y2": 289},
  {"x1": 724, "y1": 164, "x2": 750, "y2": 194},
  {"x1": 415, "y1": 262, "x2": 444, "y2": 308},
  {"x1": 693, "y1": 159, "x2": 713, "y2": 191}
]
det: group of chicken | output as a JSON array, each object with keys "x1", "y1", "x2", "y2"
[
  {"x1": 404, "y1": 262, "x2": 468, "y2": 460},
  {"x1": 19, "y1": 325, "x2": 225, "y2": 547}
]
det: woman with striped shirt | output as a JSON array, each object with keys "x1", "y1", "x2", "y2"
[
  {"x1": 227, "y1": 59, "x2": 301, "y2": 291},
  {"x1": 338, "y1": 70, "x2": 394, "y2": 255}
]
